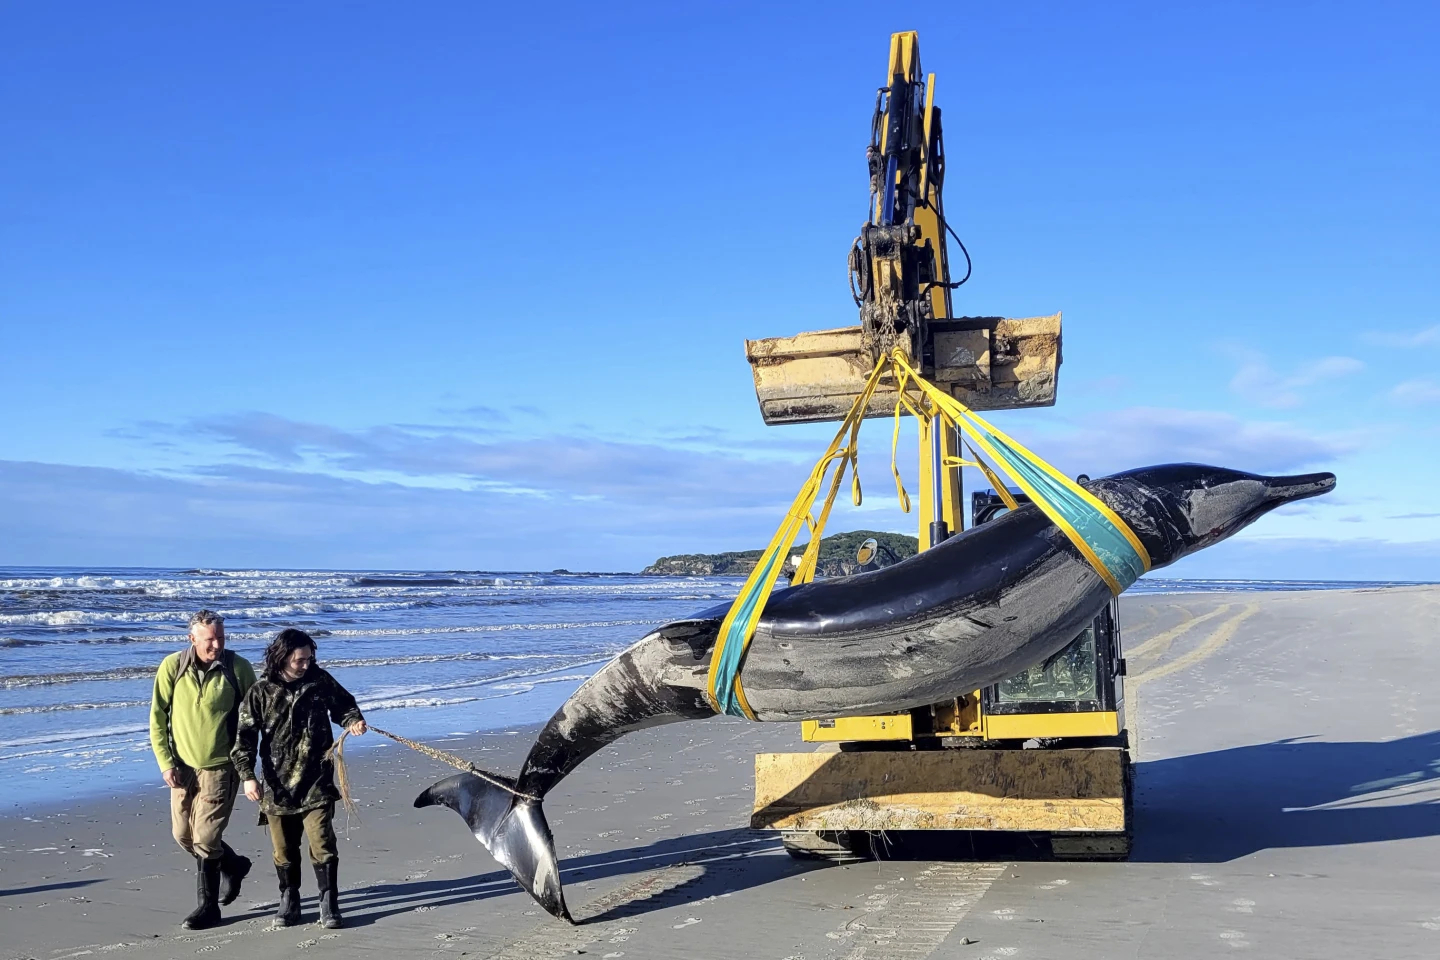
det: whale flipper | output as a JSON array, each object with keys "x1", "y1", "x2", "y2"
[{"x1": 415, "y1": 773, "x2": 570, "y2": 922}]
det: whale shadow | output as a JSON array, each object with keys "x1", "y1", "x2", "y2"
[{"x1": 337, "y1": 827, "x2": 811, "y2": 926}]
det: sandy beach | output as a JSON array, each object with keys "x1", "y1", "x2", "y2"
[{"x1": 4, "y1": 585, "x2": 1439, "y2": 960}]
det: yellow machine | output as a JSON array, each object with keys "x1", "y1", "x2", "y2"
[{"x1": 746, "y1": 32, "x2": 1132, "y2": 861}]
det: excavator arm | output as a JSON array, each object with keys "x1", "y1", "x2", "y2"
[
  {"x1": 851, "y1": 31, "x2": 954, "y2": 364},
  {"x1": 746, "y1": 32, "x2": 1061, "y2": 425}
]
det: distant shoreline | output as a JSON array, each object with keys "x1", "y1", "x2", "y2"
[{"x1": 2, "y1": 563, "x2": 1437, "y2": 585}]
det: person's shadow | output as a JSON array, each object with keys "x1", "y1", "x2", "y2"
[
  {"x1": 1132, "y1": 729, "x2": 1440, "y2": 861},
  {"x1": 0, "y1": 878, "x2": 105, "y2": 898}
]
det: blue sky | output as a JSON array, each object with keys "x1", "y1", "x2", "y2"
[{"x1": 1, "y1": 2, "x2": 1436, "y2": 578}]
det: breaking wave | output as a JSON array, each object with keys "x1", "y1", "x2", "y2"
[
  {"x1": 1, "y1": 618, "x2": 664, "y2": 653},
  {"x1": 321, "y1": 618, "x2": 663, "y2": 638},
  {"x1": 0, "y1": 599, "x2": 430, "y2": 627},
  {"x1": 0, "y1": 566, "x2": 733, "y2": 805},
  {"x1": 0, "y1": 700, "x2": 148, "y2": 716},
  {"x1": 1, "y1": 636, "x2": 45, "y2": 648},
  {"x1": 0, "y1": 644, "x2": 631, "y2": 689},
  {"x1": 3, "y1": 666, "x2": 159, "y2": 688},
  {"x1": 361, "y1": 675, "x2": 591, "y2": 712},
  {"x1": 353, "y1": 576, "x2": 465, "y2": 587},
  {"x1": 357, "y1": 658, "x2": 611, "y2": 705},
  {"x1": 0, "y1": 723, "x2": 151, "y2": 754}
]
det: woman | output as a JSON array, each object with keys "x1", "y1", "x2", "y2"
[{"x1": 232, "y1": 628, "x2": 366, "y2": 929}]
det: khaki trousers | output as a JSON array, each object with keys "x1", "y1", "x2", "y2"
[
  {"x1": 267, "y1": 803, "x2": 338, "y2": 867},
  {"x1": 170, "y1": 765, "x2": 239, "y2": 860}
]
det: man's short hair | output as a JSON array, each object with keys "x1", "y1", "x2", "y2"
[{"x1": 188, "y1": 609, "x2": 225, "y2": 632}]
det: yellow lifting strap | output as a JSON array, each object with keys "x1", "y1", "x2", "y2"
[
  {"x1": 706, "y1": 349, "x2": 1151, "y2": 720},
  {"x1": 888, "y1": 352, "x2": 1151, "y2": 593},
  {"x1": 705, "y1": 357, "x2": 890, "y2": 720}
]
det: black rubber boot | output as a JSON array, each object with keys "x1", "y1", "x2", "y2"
[
  {"x1": 313, "y1": 860, "x2": 341, "y2": 929},
  {"x1": 181, "y1": 857, "x2": 223, "y2": 930},
  {"x1": 218, "y1": 844, "x2": 251, "y2": 906},
  {"x1": 273, "y1": 862, "x2": 302, "y2": 927}
]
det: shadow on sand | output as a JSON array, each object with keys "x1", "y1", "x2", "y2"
[
  {"x1": 334, "y1": 731, "x2": 1440, "y2": 922},
  {"x1": 856, "y1": 730, "x2": 1440, "y2": 863},
  {"x1": 338, "y1": 827, "x2": 809, "y2": 926},
  {"x1": 1132, "y1": 728, "x2": 1440, "y2": 862},
  {"x1": 0, "y1": 878, "x2": 107, "y2": 898}
]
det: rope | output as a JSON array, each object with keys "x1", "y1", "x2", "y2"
[
  {"x1": 330, "y1": 729, "x2": 362, "y2": 827},
  {"x1": 328, "y1": 724, "x2": 541, "y2": 819}
]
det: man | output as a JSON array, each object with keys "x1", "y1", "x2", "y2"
[{"x1": 149, "y1": 610, "x2": 258, "y2": 930}]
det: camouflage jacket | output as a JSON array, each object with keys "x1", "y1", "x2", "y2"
[{"x1": 231, "y1": 666, "x2": 364, "y2": 816}]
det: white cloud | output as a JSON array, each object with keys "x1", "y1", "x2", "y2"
[
  {"x1": 1161, "y1": 535, "x2": 1440, "y2": 582},
  {"x1": 0, "y1": 400, "x2": 1365, "y2": 570},
  {"x1": 188, "y1": 413, "x2": 810, "y2": 510},
  {"x1": 1020, "y1": 407, "x2": 1353, "y2": 477},
  {"x1": 1363, "y1": 324, "x2": 1440, "y2": 348},
  {"x1": 1229, "y1": 353, "x2": 1365, "y2": 409},
  {"x1": 5, "y1": 458, "x2": 1429, "y2": 580},
  {"x1": 0, "y1": 459, "x2": 789, "y2": 571},
  {"x1": 191, "y1": 400, "x2": 1353, "y2": 499},
  {"x1": 1390, "y1": 379, "x2": 1440, "y2": 405}
]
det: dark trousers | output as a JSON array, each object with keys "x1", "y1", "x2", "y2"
[{"x1": 267, "y1": 803, "x2": 338, "y2": 867}]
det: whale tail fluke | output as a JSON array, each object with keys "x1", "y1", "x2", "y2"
[{"x1": 415, "y1": 772, "x2": 571, "y2": 922}]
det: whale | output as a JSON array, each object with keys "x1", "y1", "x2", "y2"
[{"x1": 415, "y1": 463, "x2": 1335, "y2": 920}]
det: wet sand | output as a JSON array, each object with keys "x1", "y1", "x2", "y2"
[{"x1": 4, "y1": 585, "x2": 1439, "y2": 960}]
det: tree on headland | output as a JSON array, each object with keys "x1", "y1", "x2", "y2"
[{"x1": 641, "y1": 530, "x2": 918, "y2": 577}]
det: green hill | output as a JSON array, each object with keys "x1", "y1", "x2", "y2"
[{"x1": 641, "y1": 530, "x2": 919, "y2": 577}]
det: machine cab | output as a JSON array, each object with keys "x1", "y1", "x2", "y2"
[
  {"x1": 970, "y1": 489, "x2": 1125, "y2": 742},
  {"x1": 802, "y1": 489, "x2": 1126, "y2": 745}
]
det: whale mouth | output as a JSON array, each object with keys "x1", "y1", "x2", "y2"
[{"x1": 1262, "y1": 471, "x2": 1337, "y2": 504}]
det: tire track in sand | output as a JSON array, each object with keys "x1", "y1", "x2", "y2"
[
  {"x1": 1125, "y1": 603, "x2": 1235, "y2": 664},
  {"x1": 481, "y1": 863, "x2": 704, "y2": 959},
  {"x1": 1128, "y1": 603, "x2": 1259, "y2": 758},
  {"x1": 811, "y1": 862, "x2": 1006, "y2": 960}
]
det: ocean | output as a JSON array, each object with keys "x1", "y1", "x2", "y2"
[{"x1": 0, "y1": 566, "x2": 1420, "y2": 811}]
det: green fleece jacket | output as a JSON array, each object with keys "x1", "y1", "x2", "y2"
[{"x1": 150, "y1": 648, "x2": 257, "y2": 772}]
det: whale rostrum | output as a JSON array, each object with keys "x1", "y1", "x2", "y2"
[{"x1": 415, "y1": 463, "x2": 1336, "y2": 921}]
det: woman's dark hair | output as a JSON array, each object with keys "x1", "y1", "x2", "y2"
[{"x1": 263, "y1": 628, "x2": 317, "y2": 681}]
